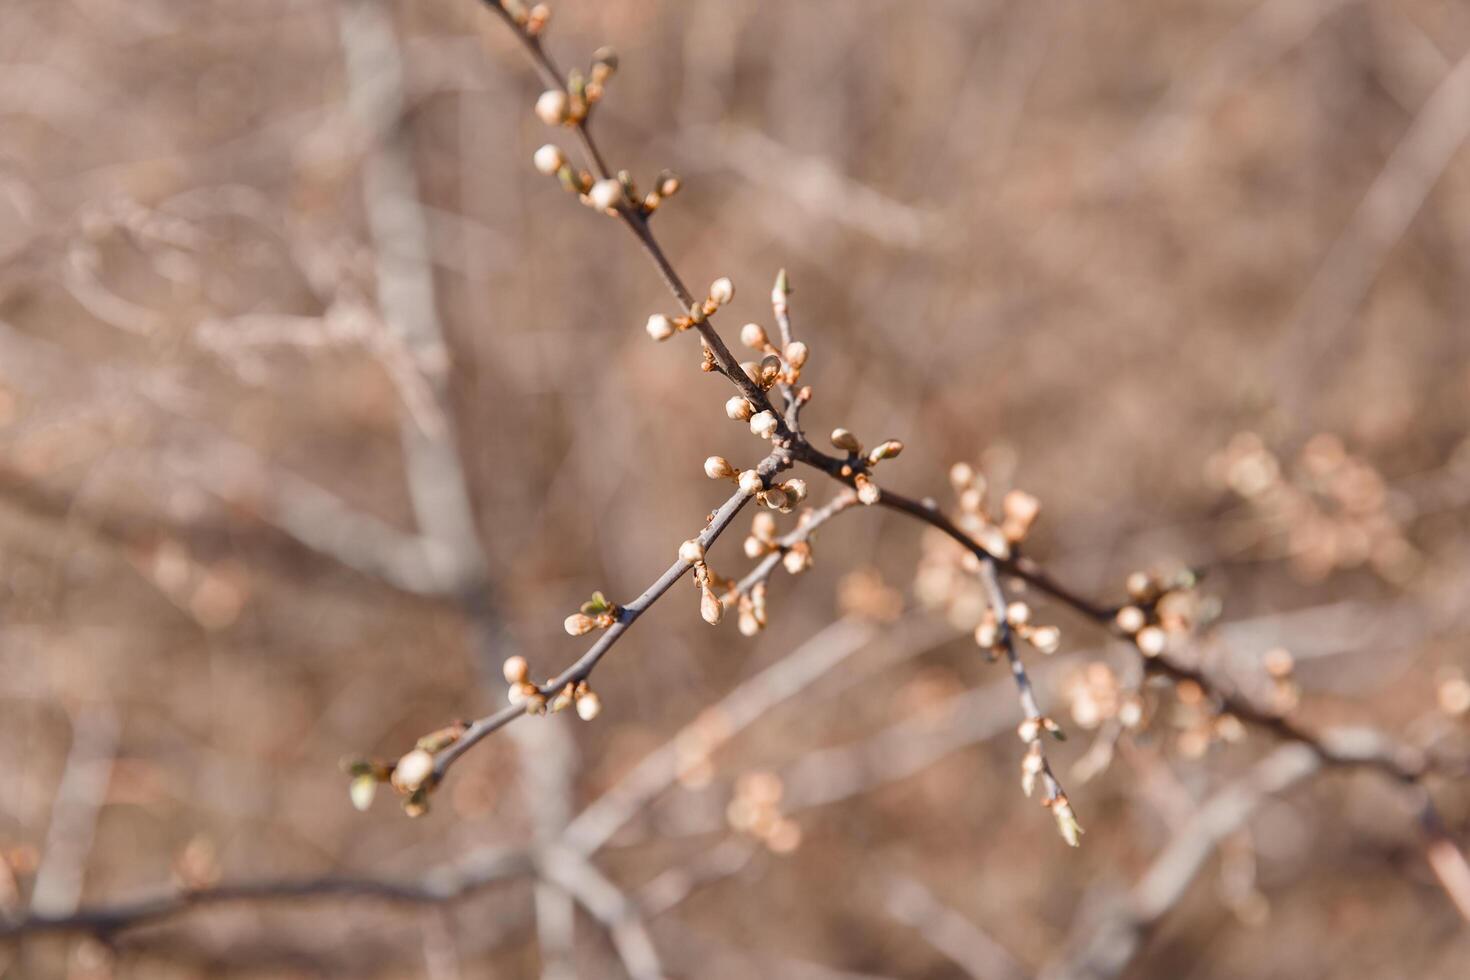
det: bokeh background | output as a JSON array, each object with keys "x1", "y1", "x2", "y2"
[{"x1": 2, "y1": 0, "x2": 1469, "y2": 976}]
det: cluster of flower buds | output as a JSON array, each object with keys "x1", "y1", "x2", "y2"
[
  {"x1": 948, "y1": 462, "x2": 1041, "y2": 560},
  {"x1": 1171, "y1": 678, "x2": 1245, "y2": 759},
  {"x1": 737, "y1": 581, "x2": 768, "y2": 636},
  {"x1": 1112, "y1": 569, "x2": 1200, "y2": 659},
  {"x1": 703, "y1": 455, "x2": 806, "y2": 512},
  {"x1": 534, "y1": 146, "x2": 681, "y2": 219},
  {"x1": 1064, "y1": 662, "x2": 1144, "y2": 731},
  {"x1": 827, "y1": 428, "x2": 902, "y2": 505},
  {"x1": 500, "y1": 0, "x2": 551, "y2": 36},
  {"x1": 644, "y1": 277, "x2": 732, "y2": 343},
  {"x1": 502, "y1": 655, "x2": 602, "y2": 721},
  {"x1": 973, "y1": 602, "x2": 1061, "y2": 658},
  {"x1": 341, "y1": 720, "x2": 468, "y2": 818},
  {"x1": 738, "y1": 321, "x2": 809, "y2": 386},
  {"x1": 1260, "y1": 646, "x2": 1299, "y2": 714},
  {"x1": 532, "y1": 44, "x2": 616, "y2": 126},
  {"x1": 682, "y1": 540, "x2": 730, "y2": 626},
  {"x1": 1014, "y1": 715, "x2": 1081, "y2": 846},
  {"x1": 563, "y1": 590, "x2": 618, "y2": 637},
  {"x1": 725, "y1": 770, "x2": 802, "y2": 854}
]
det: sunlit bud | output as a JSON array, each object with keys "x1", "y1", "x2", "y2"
[
  {"x1": 576, "y1": 690, "x2": 602, "y2": 721},
  {"x1": 738, "y1": 606, "x2": 761, "y2": 636},
  {"x1": 784, "y1": 341, "x2": 808, "y2": 369},
  {"x1": 1119, "y1": 696, "x2": 1144, "y2": 728},
  {"x1": 1052, "y1": 799, "x2": 1083, "y2": 847},
  {"x1": 679, "y1": 539, "x2": 705, "y2": 563},
  {"x1": 709, "y1": 277, "x2": 735, "y2": 306},
  {"x1": 741, "y1": 322, "x2": 768, "y2": 349},
  {"x1": 766, "y1": 818, "x2": 802, "y2": 854},
  {"x1": 1003, "y1": 490, "x2": 1040, "y2": 536},
  {"x1": 949, "y1": 462, "x2": 976, "y2": 490},
  {"x1": 645, "y1": 313, "x2": 675, "y2": 341},
  {"x1": 1017, "y1": 717, "x2": 1041, "y2": 744},
  {"x1": 752, "y1": 512, "x2": 777, "y2": 540},
  {"x1": 349, "y1": 773, "x2": 378, "y2": 811},
  {"x1": 403, "y1": 788, "x2": 430, "y2": 818},
  {"x1": 589, "y1": 178, "x2": 623, "y2": 211},
  {"x1": 830, "y1": 428, "x2": 862, "y2": 453},
  {"x1": 977, "y1": 525, "x2": 1011, "y2": 560},
  {"x1": 1262, "y1": 647, "x2": 1294, "y2": 678},
  {"x1": 761, "y1": 487, "x2": 790, "y2": 511},
  {"x1": 590, "y1": 46, "x2": 619, "y2": 82},
  {"x1": 533, "y1": 144, "x2": 566, "y2": 175},
  {"x1": 739, "y1": 470, "x2": 764, "y2": 495},
  {"x1": 507, "y1": 683, "x2": 527, "y2": 705},
  {"x1": 849, "y1": 474, "x2": 877, "y2": 506},
  {"x1": 550, "y1": 684, "x2": 576, "y2": 713},
  {"x1": 535, "y1": 88, "x2": 570, "y2": 125},
  {"x1": 1135, "y1": 625, "x2": 1167, "y2": 657},
  {"x1": 975, "y1": 614, "x2": 998, "y2": 649},
  {"x1": 526, "y1": 3, "x2": 551, "y2": 35},
  {"x1": 1005, "y1": 601, "x2": 1031, "y2": 626},
  {"x1": 867, "y1": 440, "x2": 904, "y2": 465},
  {"x1": 700, "y1": 586, "x2": 724, "y2": 625},
  {"x1": 564, "y1": 612, "x2": 596, "y2": 636},
  {"x1": 783, "y1": 543, "x2": 812, "y2": 575},
  {"x1": 750, "y1": 410, "x2": 779, "y2": 439},
  {"x1": 725, "y1": 395, "x2": 755, "y2": 421},
  {"x1": 525, "y1": 691, "x2": 548, "y2": 715},
  {"x1": 704, "y1": 455, "x2": 735, "y2": 480},
  {"x1": 1115, "y1": 605, "x2": 1146, "y2": 633},
  {"x1": 391, "y1": 749, "x2": 435, "y2": 794},
  {"x1": 757, "y1": 355, "x2": 783, "y2": 387},
  {"x1": 1126, "y1": 571, "x2": 1153, "y2": 600},
  {"x1": 1030, "y1": 624, "x2": 1062, "y2": 655},
  {"x1": 781, "y1": 479, "x2": 807, "y2": 503},
  {"x1": 743, "y1": 536, "x2": 767, "y2": 559},
  {"x1": 502, "y1": 655, "x2": 530, "y2": 685},
  {"x1": 656, "y1": 170, "x2": 681, "y2": 197}
]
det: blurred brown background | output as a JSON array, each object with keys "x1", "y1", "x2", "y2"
[{"x1": 1, "y1": 0, "x2": 1469, "y2": 976}]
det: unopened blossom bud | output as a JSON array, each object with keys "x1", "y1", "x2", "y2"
[
  {"x1": 502, "y1": 655, "x2": 530, "y2": 685},
  {"x1": 1030, "y1": 625, "x2": 1062, "y2": 655},
  {"x1": 949, "y1": 462, "x2": 976, "y2": 489},
  {"x1": 549, "y1": 684, "x2": 576, "y2": 713},
  {"x1": 535, "y1": 88, "x2": 570, "y2": 125},
  {"x1": 590, "y1": 46, "x2": 619, "y2": 81},
  {"x1": 679, "y1": 539, "x2": 705, "y2": 563},
  {"x1": 738, "y1": 606, "x2": 761, "y2": 636},
  {"x1": 1126, "y1": 571, "x2": 1153, "y2": 600},
  {"x1": 739, "y1": 469, "x2": 764, "y2": 495},
  {"x1": 1115, "y1": 605, "x2": 1146, "y2": 634},
  {"x1": 726, "y1": 396, "x2": 754, "y2": 421},
  {"x1": 757, "y1": 355, "x2": 783, "y2": 387},
  {"x1": 750, "y1": 411, "x2": 779, "y2": 439},
  {"x1": 704, "y1": 455, "x2": 735, "y2": 480},
  {"x1": 975, "y1": 615, "x2": 999, "y2": 649},
  {"x1": 645, "y1": 313, "x2": 675, "y2": 341},
  {"x1": 349, "y1": 774, "x2": 378, "y2": 811},
  {"x1": 1053, "y1": 799, "x2": 1083, "y2": 847},
  {"x1": 783, "y1": 544, "x2": 812, "y2": 575},
  {"x1": 525, "y1": 691, "x2": 548, "y2": 715},
  {"x1": 1003, "y1": 490, "x2": 1041, "y2": 530},
  {"x1": 589, "y1": 178, "x2": 622, "y2": 211},
  {"x1": 1135, "y1": 625, "x2": 1167, "y2": 657},
  {"x1": 855, "y1": 474, "x2": 880, "y2": 505},
  {"x1": 1262, "y1": 647, "x2": 1294, "y2": 678},
  {"x1": 656, "y1": 170, "x2": 680, "y2": 197},
  {"x1": 700, "y1": 586, "x2": 724, "y2": 625},
  {"x1": 533, "y1": 144, "x2": 566, "y2": 175},
  {"x1": 740, "y1": 323, "x2": 768, "y2": 349},
  {"x1": 709, "y1": 277, "x2": 735, "y2": 306},
  {"x1": 830, "y1": 428, "x2": 862, "y2": 453},
  {"x1": 752, "y1": 512, "x2": 777, "y2": 540},
  {"x1": 576, "y1": 690, "x2": 602, "y2": 720},
  {"x1": 783, "y1": 341, "x2": 808, "y2": 369},
  {"x1": 743, "y1": 536, "x2": 766, "y2": 559},
  {"x1": 391, "y1": 749, "x2": 435, "y2": 794},
  {"x1": 1017, "y1": 717, "x2": 1041, "y2": 744},
  {"x1": 564, "y1": 612, "x2": 596, "y2": 636},
  {"x1": 867, "y1": 440, "x2": 904, "y2": 464},
  {"x1": 526, "y1": 3, "x2": 551, "y2": 35},
  {"x1": 781, "y1": 479, "x2": 807, "y2": 503},
  {"x1": 1006, "y1": 601, "x2": 1031, "y2": 626}
]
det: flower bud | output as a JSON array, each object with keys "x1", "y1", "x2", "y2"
[
  {"x1": 391, "y1": 749, "x2": 435, "y2": 794},
  {"x1": 782, "y1": 543, "x2": 812, "y2": 575},
  {"x1": 855, "y1": 474, "x2": 880, "y2": 505},
  {"x1": 502, "y1": 655, "x2": 530, "y2": 685},
  {"x1": 591, "y1": 46, "x2": 619, "y2": 81},
  {"x1": 975, "y1": 615, "x2": 999, "y2": 649},
  {"x1": 1029, "y1": 625, "x2": 1061, "y2": 655},
  {"x1": 533, "y1": 144, "x2": 566, "y2": 175},
  {"x1": 739, "y1": 469, "x2": 764, "y2": 495},
  {"x1": 565, "y1": 612, "x2": 596, "y2": 636},
  {"x1": 743, "y1": 536, "x2": 766, "y2": 559},
  {"x1": 525, "y1": 691, "x2": 548, "y2": 715},
  {"x1": 949, "y1": 462, "x2": 976, "y2": 489},
  {"x1": 1017, "y1": 718, "x2": 1041, "y2": 744},
  {"x1": 535, "y1": 89, "x2": 570, "y2": 125},
  {"x1": 708, "y1": 277, "x2": 734, "y2": 306},
  {"x1": 726, "y1": 396, "x2": 754, "y2": 421},
  {"x1": 589, "y1": 178, "x2": 622, "y2": 211},
  {"x1": 349, "y1": 774, "x2": 378, "y2": 811},
  {"x1": 679, "y1": 539, "x2": 705, "y2": 563},
  {"x1": 758, "y1": 355, "x2": 783, "y2": 387},
  {"x1": 700, "y1": 586, "x2": 724, "y2": 625},
  {"x1": 783, "y1": 341, "x2": 808, "y2": 369},
  {"x1": 738, "y1": 606, "x2": 761, "y2": 636},
  {"x1": 1135, "y1": 625, "x2": 1167, "y2": 657},
  {"x1": 645, "y1": 313, "x2": 675, "y2": 341},
  {"x1": 1005, "y1": 601, "x2": 1031, "y2": 626},
  {"x1": 830, "y1": 428, "x2": 862, "y2": 453},
  {"x1": 740, "y1": 323, "x2": 768, "y2": 349},
  {"x1": 1115, "y1": 605, "x2": 1145, "y2": 633},
  {"x1": 867, "y1": 440, "x2": 904, "y2": 465},
  {"x1": 704, "y1": 455, "x2": 735, "y2": 480},
  {"x1": 752, "y1": 512, "x2": 777, "y2": 540},
  {"x1": 781, "y1": 479, "x2": 807, "y2": 503},
  {"x1": 1126, "y1": 571, "x2": 1154, "y2": 600},
  {"x1": 656, "y1": 170, "x2": 681, "y2": 197},
  {"x1": 575, "y1": 689, "x2": 602, "y2": 720},
  {"x1": 750, "y1": 410, "x2": 779, "y2": 439},
  {"x1": 526, "y1": 3, "x2": 551, "y2": 35}
]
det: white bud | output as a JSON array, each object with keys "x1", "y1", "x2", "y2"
[
  {"x1": 589, "y1": 178, "x2": 623, "y2": 211},
  {"x1": 391, "y1": 749, "x2": 435, "y2": 794},
  {"x1": 645, "y1": 313, "x2": 675, "y2": 341},
  {"x1": 1029, "y1": 625, "x2": 1061, "y2": 655},
  {"x1": 575, "y1": 691, "x2": 602, "y2": 721},
  {"x1": 1136, "y1": 625, "x2": 1167, "y2": 657},
  {"x1": 1006, "y1": 601, "x2": 1031, "y2": 626},
  {"x1": 502, "y1": 655, "x2": 530, "y2": 684},
  {"x1": 679, "y1": 539, "x2": 705, "y2": 563},
  {"x1": 738, "y1": 470, "x2": 764, "y2": 495},
  {"x1": 726, "y1": 396, "x2": 754, "y2": 421},
  {"x1": 783, "y1": 341, "x2": 808, "y2": 369},
  {"x1": 831, "y1": 428, "x2": 862, "y2": 453},
  {"x1": 349, "y1": 774, "x2": 378, "y2": 811},
  {"x1": 856, "y1": 478, "x2": 881, "y2": 505},
  {"x1": 709, "y1": 277, "x2": 734, "y2": 305},
  {"x1": 704, "y1": 455, "x2": 735, "y2": 480},
  {"x1": 533, "y1": 144, "x2": 566, "y2": 175},
  {"x1": 1115, "y1": 605, "x2": 1146, "y2": 634},
  {"x1": 749, "y1": 410, "x2": 779, "y2": 439},
  {"x1": 700, "y1": 586, "x2": 724, "y2": 625},
  {"x1": 740, "y1": 323, "x2": 768, "y2": 349},
  {"x1": 535, "y1": 89, "x2": 570, "y2": 125},
  {"x1": 564, "y1": 613, "x2": 596, "y2": 636}
]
